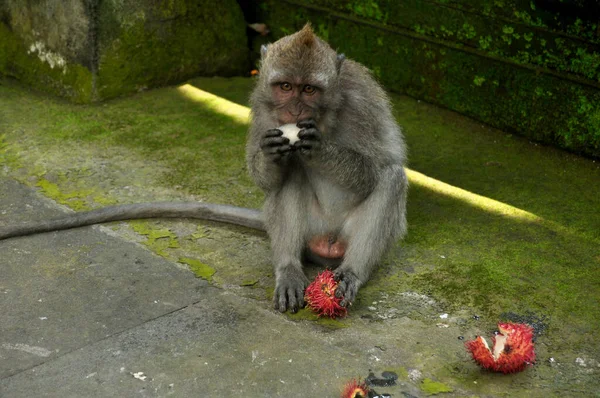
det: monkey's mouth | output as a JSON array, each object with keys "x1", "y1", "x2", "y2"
[{"x1": 278, "y1": 105, "x2": 316, "y2": 125}]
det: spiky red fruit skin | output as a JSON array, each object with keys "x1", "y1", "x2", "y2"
[
  {"x1": 466, "y1": 322, "x2": 536, "y2": 374},
  {"x1": 466, "y1": 336, "x2": 498, "y2": 371},
  {"x1": 305, "y1": 270, "x2": 347, "y2": 318},
  {"x1": 341, "y1": 378, "x2": 370, "y2": 398}
]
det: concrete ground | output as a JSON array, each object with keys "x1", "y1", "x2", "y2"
[
  {"x1": 1, "y1": 76, "x2": 599, "y2": 397},
  {"x1": 0, "y1": 175, "x2": 440, "y2": 397}
]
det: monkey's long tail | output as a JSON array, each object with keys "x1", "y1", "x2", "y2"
[{"x1": 0, "y1": 202, "x2": 265, "y2": 240}]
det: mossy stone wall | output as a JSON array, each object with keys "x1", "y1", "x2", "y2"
[
  {"x1": 0, "y1": 0, "x2": 249, "y2": 103},
  {"x1": 257, "y1": 0, "x2": 600, "y2": 158}
]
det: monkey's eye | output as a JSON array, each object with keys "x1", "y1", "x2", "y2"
[
  {"x1": 303, "y1": 85, "x2": 316, "y2": 94},
  {"x1": 280, "y1": 82, "x2": 292, "y2": 91}
]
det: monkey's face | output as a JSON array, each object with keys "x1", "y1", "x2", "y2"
[
  {"x1": 271, "y1": 79, "x2": 321, "y2": 125},
  {"x1": 255, "y1": 24, "x2": 341, "y2": 126}
]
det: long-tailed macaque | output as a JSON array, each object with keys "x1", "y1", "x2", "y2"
[
  {"x1": 0, "y1": 24, "x2": 407, "y2": 313},
  {"x1": 246, "y1": 24, "x2": 407, "y2": 312}
]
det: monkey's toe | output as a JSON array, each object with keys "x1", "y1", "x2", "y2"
[
  {"x1": 273, "y1": 286, "x2": 306, "y2": 313},
  {"x1": 333, "y1": 269, "x2": 361, "y2": 307},
  {"x1": 273, "y1": 266, "x2": 309, "y2": 313}
]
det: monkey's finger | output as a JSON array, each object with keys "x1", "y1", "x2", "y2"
[
  {"x1": 265, "y1": 128, "x2": 284, "y2": 137},
  {"x1": 335, "y1": 280, "x2": 356, "y2": 307},
  {"x1": 335, "y1": 280, "x2": 347, "y2": 298},
  {"x1": 295, "y1": 131, "x2": 321, "y2": 145},
  {"x1": 333, "y1": 269, "x2": 360, "y2": 307},
  {"x1": 262, "y1": 143, "x2": 292, "y2": 159},
  {"x1": 339, "y1": 287, "x2": 357, "y2": 308},
  {"x1": 297, "y1": 128, "x2": 320, "y2": 141},
  {"x1": 294, "y1": 141, "x2": 320, "y2": 156},
  {"x1": 297, "y1": 286, "x2": 306, "y2": 309},
  {"x1": 297, "y1": 119, "x2": 316, "y2": 129},
  {"x1": 262, "y1": 147, "x2": 290, "y2": 160},
  {"x1": 269, "y1": 152, "x2": 290, "y2": 164},
  {"x1": 264, "y1": 144, "x2": 292, "y2": 154},
  {"x1": 261, "y1": 136, "x2": 289, "y2": 148},
  {"x1": 293, "y1": 140, "x2": 313, "y2": 149},
  {"x1": 274, "y1": 288, "x2": 289, "y2": 312},
  {"x1": 287, "y1": 288, "x2": 300, "y2": 313}
]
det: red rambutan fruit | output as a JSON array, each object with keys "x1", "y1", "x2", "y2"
[
  {"x1": 304, "y1": 270, "x2": 347, "y2": 318},
  {"x1": 465, "y1": 322, "x2": 536, "y2": 373},
  {"x1": 341, "y1": 378, "x2": 370, "y2": 398}
]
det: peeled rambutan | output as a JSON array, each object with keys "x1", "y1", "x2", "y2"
[
  {"x1": 465, "y1": 322, "x2": 535, "y2": 373},
  {"x1": 304, "y1": 270, "x2": 347, "y2": 318},
  {"x1": 341, "y1": 378, "x2": 370, "y2": 398}
]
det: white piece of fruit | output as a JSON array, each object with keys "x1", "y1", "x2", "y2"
[{"x1": 278, "y1": 124, "x2": 301, "y2": 144}]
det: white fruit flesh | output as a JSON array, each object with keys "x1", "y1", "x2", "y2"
[
  {"x1": 493, "y1": 334, "x2": 508, "y2": 360},
  {"x1": 480, "y1": 333, "x2": 508, "y2": 360},
  {"x1": 279, "y1": 124, "x2": 301, "y2": 144}
]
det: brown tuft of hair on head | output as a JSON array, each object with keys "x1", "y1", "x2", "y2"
[{"x1": 295, "y1": 23, "x2": 316, "y2": 47}]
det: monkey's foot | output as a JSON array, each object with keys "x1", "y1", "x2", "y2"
[
  {"x1": 333, "y1": 268, "x2": 362, "y2": 307},
  {"x1": 274, "y1": 265, "x2": 310, "y2": 313},
  {"x1": 308, "y1": 235, "x2": 346, "y2": 259}
]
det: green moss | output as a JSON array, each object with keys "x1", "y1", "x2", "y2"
[
  {"x1": 190, "y1": 227, "x2": 208, "y2": 240},
  {"x1": 1, "y1": 0, "x2": 248, "y2": 102},
  {"x1": 472, "y1": 76, "x2": 486, "y2": 86},
  {"x1": 286, "y1": 308, "x2": 349, "y2": 329},
  {"x1": 346, "y1": 0, "x2": 386, "y2": 22},
  {"x1": 392, "y1": 91, "x2": 600, "y2": 345},
  {"x1": 0, "y1": 75, "x2": 262, "y2": 209},
  {"x1": 0, "y1": 23, "x2": 93, "y2": 103},
  {"x1": 356, "y1": 271, "x2": 411, "y2": 309},
  {"x1": 178, "y1": 257, "x2": 216, "y2": 281},
  {"x1": 35, "y1": 179, "x2": 65, "y2": 200},
  {"x1": 92, "y1": 195, "x2": 119, "y2": 206},
  {"x1": 265, "y1": 286, "x2": 275, "y2": 302},
  {"x1": 384, "y1": 366, "x2": 409, "y2": 380},
  {"x1": 2, "y1": 74, "x2": 599, "y2": 378},
  {"x1": 97, "y1": 0, "x2": 248, "y2": 100},
  {"x1": 0, "y1": 134, "x2": 22, "y2": 169},
  {"x1": 276, "y1": 0, "x2": 600, "y2": 80},
  {"x1": 420, "y1": 378, "x2": 453, "y2": 395},
  {"x1": 130, "y1": 221, "x2": 180, "y2": 257},
  {"x1": 35, "y1": 178, "x2": 93, "y2": 211},
  {"x1": 261, "y1": 0, "x2": 600, "y2": 157}
]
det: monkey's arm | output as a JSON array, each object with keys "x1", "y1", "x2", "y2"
[
  {"x1": 316, "y1": 143, "x2": 380, "y2": 196},
  {"x1": 0, "y1": 202, "x2": 264, "y2": 240},
  {"x1": 246, "y1": 123, "x2": 291, "y2": 192},
  {"x1": 296, "y1": 120, "x2": 383, "y2": 197},
  {"x1": 246, "y1": 150, "x2": 285, "y2": 192}
]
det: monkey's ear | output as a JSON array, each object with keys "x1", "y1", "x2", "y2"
[
  {"x1": 261, "y1": 44, "x2": 269, "y2": 58},
  {"x1": 336, "y1": 53, "x2": 345, "y2": 73}
]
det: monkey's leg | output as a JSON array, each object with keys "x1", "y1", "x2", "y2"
[
  {"x1": 335, "y1": 165, "x2": 408, "y2": 307},
  {"x1": 264, "y1": 179, "x2": 311, "y2": 313}
]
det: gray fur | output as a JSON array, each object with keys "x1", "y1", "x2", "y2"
[
  {"x1": 2, "y1": 25, "x2": 408, "y2": 316},
  {"x1": 246, "y1": 24, "x2": 408, "y2": 312},
  {"x1": 0, "y1": 202, "x2": 264, "y2": 240}
]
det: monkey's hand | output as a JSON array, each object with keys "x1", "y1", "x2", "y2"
[
  {"x1": 260, "y1": 128, "x2": 293, "y2": 162},
  {"x1": 294, "y1": 119, "x2": 321, "y2": 158},
  {"x1": 333, "y1": 268, "x2": 362, "y2": 308},
  {"x1": 274, "y1": 265, "x2": 310, "y2": 313}
]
